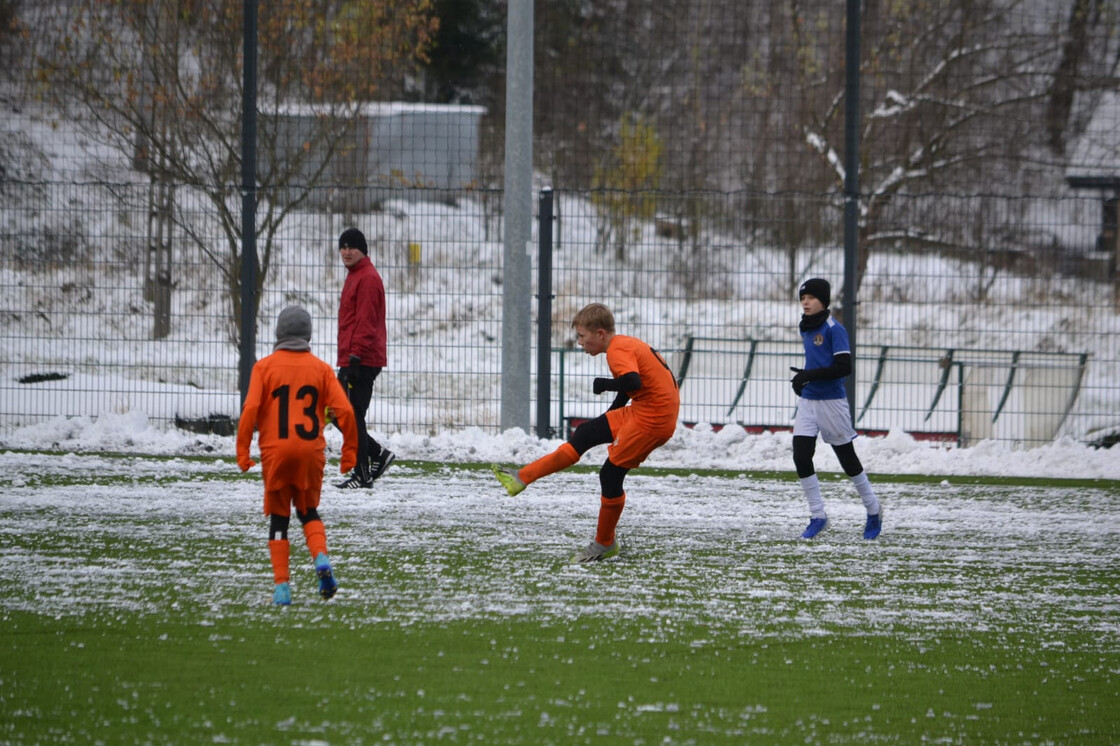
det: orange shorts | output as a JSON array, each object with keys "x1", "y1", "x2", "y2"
[
  {"x1": 605, "y1": 406, "x2": 675, "y2": 469},
  {"x1": 263, "y1": 482, "x2": 322, "y2": 517}
]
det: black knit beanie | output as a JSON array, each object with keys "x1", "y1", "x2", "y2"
[
  {"x1": 798, "y1": 278, "x2": 831, "y2": 308},
  {"x1": 339, "y1": 227, "x2": 368, "y2": 255}
]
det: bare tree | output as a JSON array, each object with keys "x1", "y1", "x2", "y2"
[
  {"x1": 797, "y1": 0, "x2": 1120, "y2": 291},
  {"x1": 1045, "y1": 0, "x2": 1120, "y2": 156},
  {"x1": 530, "y1": 0, "x2": 1117, "y2": 301},
  {"x1": 26, "y1": 0, "x2": 437, "y2": 340}
]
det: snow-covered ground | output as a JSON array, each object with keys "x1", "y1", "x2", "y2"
[
  {"x1": 1, "y1": 448, "x2": 1116, "y2": 644},
  {"x1": 2, "y1": 407, "x2": 1118, "y2": 480}
]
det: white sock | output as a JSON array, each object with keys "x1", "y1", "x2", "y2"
[
  {"x1": 851, "y1": 471, "x2": 880, "y2": 515},
  {"x1": 799, "y1": 474, "x2": 827, "y2": 519}
]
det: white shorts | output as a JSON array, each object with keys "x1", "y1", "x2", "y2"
[{"x1": 793, "y1": 398, "x2": 857, "y2": 446}]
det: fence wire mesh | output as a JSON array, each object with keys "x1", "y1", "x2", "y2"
[{"x1": 1, "y1": 0, "x2": 1118, "y2": 449}]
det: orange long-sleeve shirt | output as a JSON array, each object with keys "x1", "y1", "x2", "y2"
[{"x1": 606, "y1": 335, "x2": 680, "y2": 435}]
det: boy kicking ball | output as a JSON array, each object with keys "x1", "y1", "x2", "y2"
[
  {"x1": 790, "y1": 279, "x2": 883, "y2": 540},
  {"x1": 492, "y1": 303, "x2": 680, "y2": 562}
]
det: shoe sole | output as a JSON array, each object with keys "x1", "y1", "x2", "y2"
[
  {"x1": 318, "y1": 569, "x2": 338, "y2": 600},
  {"x1": 315, "y1": 556, "x2": 338, "y2": 600}
]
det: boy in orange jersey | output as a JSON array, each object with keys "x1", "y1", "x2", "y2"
[
  {"x1": 237, "y1": 306, "x2": 359, "y2": 605},
  {"x1": 492, "y1": 303, "x2": 680, "y2": 562}
]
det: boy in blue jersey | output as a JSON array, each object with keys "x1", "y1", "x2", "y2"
[{"x1": 790, "y1": 278, "x2": 883, "y2": 540}]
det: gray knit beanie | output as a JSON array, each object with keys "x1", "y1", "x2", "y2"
[{"x1": 274, "y1": 306, "x2": 312, "y2": 351}]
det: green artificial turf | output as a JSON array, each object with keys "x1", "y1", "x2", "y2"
[{"x1": 4, "y1": 611, "x2": 1116, "y2": 744}]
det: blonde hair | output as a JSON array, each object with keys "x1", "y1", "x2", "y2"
[{"x1": 571, "y1": 303, "x2": 615, "y2": 333}]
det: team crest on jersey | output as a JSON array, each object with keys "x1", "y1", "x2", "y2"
[{"x1": 813, "y1": 334, "x2": 824, "y2": 346}]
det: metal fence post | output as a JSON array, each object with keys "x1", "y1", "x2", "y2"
[
  {"x1": 843, "y1": 0, "x2": 861, "y2": 426},
  {"x1": 536, "y1": 188, "x2": 554, "y2": 439},
  {"x1": 238, "y1": 0, "x2": 258, "y2": 406},
  {"x1": 501, "y1": 0, "x2": 534, "y2": 432},
  {"x1": 558, "y1": 348, "x2": 567, "y2": 439}
]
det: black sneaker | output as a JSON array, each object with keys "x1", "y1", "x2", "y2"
[
  {"x1": 369, "y1": 449, "x2": 396, "y2": 482},
  {"x1": 335, "y1": 472, "x2": 372, "y2": 489}
]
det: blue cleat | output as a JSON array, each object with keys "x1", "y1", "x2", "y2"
[
  {"x1": 314, "y1": 553, "x2": 338, "y2": 600},
  {"x1": 800, "y1": 517, "x2": 829, "y2": 539},
  {"x1": 863, "y1": 510, "x2": 883, "y2": 540},
  {"x1": 272, "y1": 582, "x2": 292, "y2": 606}
]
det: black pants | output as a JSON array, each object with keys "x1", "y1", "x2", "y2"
[
  {"x1": 792, "y1": 435, "x2": 864, "y2": 479},
  {"x1": 340, "y1": 365, "x2": 384, "y2": 479},
  {"x1": 568, "y1": 414, "x2": 629, "y2": 499}
]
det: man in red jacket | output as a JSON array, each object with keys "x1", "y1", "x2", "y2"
[{"x1": 335, "y1": 227, "x2": 395, "y2": 489}]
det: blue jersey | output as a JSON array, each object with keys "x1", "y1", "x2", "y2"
[{"x1": 799, "y1": 316, "x2": 850, "y2": 401}]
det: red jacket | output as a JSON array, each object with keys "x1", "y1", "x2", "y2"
[{"x1": 336, "y1": 256, "x2": 387, "y2": 367}]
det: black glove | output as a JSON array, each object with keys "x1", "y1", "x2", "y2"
[
  {"x1": 789, "y1": 355, "x2": 851, "y2": 396},
  {"x1": 790, "y1": 366, "x2": 811, "y2": 397},
  {"x1": 593, "y1": 372, "x2": 640, "y2": 395},
  {"x1": 593, "y1": 377, "x2": 615, "y2": 395},
  {"x1": 340, "y1": 355, "x2": 361, "y2": 386}
]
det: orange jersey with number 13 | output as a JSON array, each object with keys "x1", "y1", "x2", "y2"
[{"x1": 236, "y1": 350, "x2": 358, "y2": 491}]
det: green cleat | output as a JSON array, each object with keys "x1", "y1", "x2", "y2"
[
  {"x1": 490, "y1": 464, "x2": 526, "y2": 496},
  {"x1": 571, "y1": 540, "x2": 620, "y2": 563}
]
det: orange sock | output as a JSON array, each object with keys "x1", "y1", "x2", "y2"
[
  {"x1": 595, "y1": 494, "x2": 626, "y2": 546},
  {"x1": 268, "y1": 539, "x2": 290, "y2": 584},
  {"x1": 302, "y1": 520, "x2": 329, "y2": 560},
  {"x1": 519, "y1": 442, "x2": 580, "y2": 485}
]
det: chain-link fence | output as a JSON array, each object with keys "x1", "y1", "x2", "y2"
[{"x1": 1, "y1": 1, "x2": 1118, "y2": 449}]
